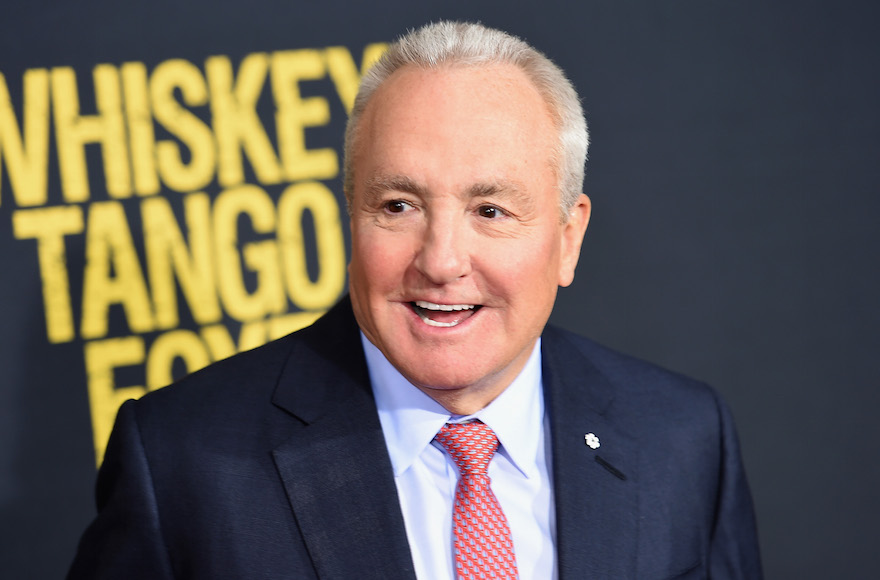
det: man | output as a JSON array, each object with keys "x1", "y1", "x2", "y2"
[{"x1": 69, "y1": 21, "x2": 762, "y2": 579}]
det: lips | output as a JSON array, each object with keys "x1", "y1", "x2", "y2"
[{"x1": 411, "y1": 300, "x2": 481, "y2": 327}]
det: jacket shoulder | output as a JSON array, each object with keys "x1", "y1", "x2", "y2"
[
  {"x1": 135, "y1": 297, "x2": 362, "y2": 416},
  {"x1": 542, "y1": 324, "x2": 729, "y2": 432},
  {"x1": 544, "y1": 325, "x2": 711, "y2": 390}
]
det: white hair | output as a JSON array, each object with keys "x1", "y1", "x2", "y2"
[{"x1": 343, "y1": 21, "x2": 589, "y2": 218}]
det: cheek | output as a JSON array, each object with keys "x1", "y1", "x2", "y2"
[
  {"x1": 352, "y1": 232, "x2": 412, "y2": 292},
  {"x1": 515, "y1": 236, "x2": 562, "y2": 277},
  {"x1": 477, "y1": 236, "x2": 560, "y2": 295}
]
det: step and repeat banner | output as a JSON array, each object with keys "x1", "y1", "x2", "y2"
[
  {"x1": 1, "y1": 1, "x2": 877, "y2": 578},
  {"x1": 1, "y1": 6, "x2": 388, "y2": 577},
  {"x1": 3, "y1": 41, "x2": 386, "y2": 466}
]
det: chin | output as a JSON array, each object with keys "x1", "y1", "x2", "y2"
[{"x1": 396, "y1": 355, "x2": 498, "y2": 392}]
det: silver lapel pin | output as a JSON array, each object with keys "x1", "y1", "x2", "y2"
[{"x1": 584, "y1": 433, "x2": 600, "y2": 449}]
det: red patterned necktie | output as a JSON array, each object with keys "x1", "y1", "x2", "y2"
[{"x1": 434, "y1": 421, "x2": 519, "y2": 580}]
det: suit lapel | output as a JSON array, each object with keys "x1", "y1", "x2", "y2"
[
  {"x1": 543, "y1": 327, "x2": 640, "y2": 579},
  {"x1": 266, "y1": 301, "x2": 642, "y2": 579},
  {"x1": 270, "y1": 300, "x2": 416, "y2": 580}
]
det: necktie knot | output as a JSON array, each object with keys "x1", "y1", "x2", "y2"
[{"x1": 434, "y1": 420, "x2": 499, "y2": 477}]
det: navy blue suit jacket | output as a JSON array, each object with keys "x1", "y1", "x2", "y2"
[{"x1": 69, "y1": 297, "x2": 762, "y2": 579}]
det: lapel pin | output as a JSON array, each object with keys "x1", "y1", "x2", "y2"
[{"x1": 584, "y1": 433, "x2": 600, "y2": 449}]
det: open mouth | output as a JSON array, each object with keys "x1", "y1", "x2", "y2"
[{"x1": 410, "y1": 300, "x2": 481, "y2": 328}]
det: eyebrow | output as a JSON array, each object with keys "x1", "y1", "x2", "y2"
[
  {"x1": 363, "y1": 175, "x2": 428, "y2": 204},
  {"x1": 362, "y1": 173, "x2": 537, "y2": 212},
  {"x1": 468, "y1": 179, "x2": 533, "y2": 206}
]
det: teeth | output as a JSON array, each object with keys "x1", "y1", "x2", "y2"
[
  {"x1": 416, "y1": 311, "x2": 460, "y2": 327},
  {"x1": 414, "y1": 300, "x2": 475, "y2": 312},
  {"x1": 412, "y1": 300, "x2": 478, "y2": 328}
]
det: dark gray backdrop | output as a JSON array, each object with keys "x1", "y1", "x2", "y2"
[{"x1": 1, "y1": 1, "x2": 877, "y2": 578}]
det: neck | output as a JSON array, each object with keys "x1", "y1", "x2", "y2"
[{"x1": 416, "y1": 383, "x2": 509, "y2": 416}]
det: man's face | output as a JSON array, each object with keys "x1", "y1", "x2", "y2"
[{"x1": 348, "y1": 63, "x2": 590, "y2": 410}]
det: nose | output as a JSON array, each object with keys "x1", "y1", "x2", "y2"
[{"x1": 413, "y1": 218, "x2": 471, "y2": 284}]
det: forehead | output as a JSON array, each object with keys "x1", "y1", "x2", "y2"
[
  {"x1": 352, "y1": 63, "x2": 558, "y2": 193},
  {"x1": 365, "y1": 62, "x2": 551, "y2": 122}
]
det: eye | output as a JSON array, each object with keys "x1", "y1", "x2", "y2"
[
  {"x1": 477, "y1": 205, "x2": 504, "y2": 219},
  {"x1": 384, "y1": 200, "x2": 413, "y2": 214}
]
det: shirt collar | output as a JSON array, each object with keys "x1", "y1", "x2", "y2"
[{"x1": 362, "y1": 333, "x2": 545, "y2": 480}]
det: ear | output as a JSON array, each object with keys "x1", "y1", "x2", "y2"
[{"x1": 557, "y1": 194, "x2": 591, "y2": 287}]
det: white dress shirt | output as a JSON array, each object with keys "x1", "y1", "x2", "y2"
[{"x1": 362, "y1": 334, "x2": 557, "y2": 580}]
